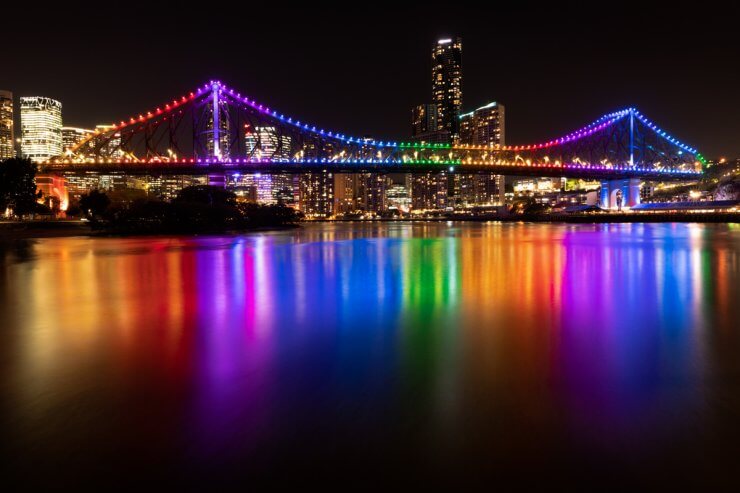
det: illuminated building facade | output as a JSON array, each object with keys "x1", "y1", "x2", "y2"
[
  {"x1": 20, "y1": 96, "x2": 63, "y2": 162},
  {"x1": 386, "y1": 183, "x2": 412, "y2": 212},
  {"x1": 226, "y1": 173, "x2": 295, "y2": 205},
  {"x1": 244, "y1": 126, "x2": 293, "y2": 161},
  {"x1": 513, "y1": 178, "x2": 564, "y2": 194},
  {"x1": 412, "y1": 172, "x2": 448, "y2": 210},
  {"x1": 334, "y1": 174, "x2": 358, "y2": 215},
  {"x1": 432, "y1": 37, "x2": 463, "y2": 140},
  {"x1": 299, "y1": 171, "x2": 334, "y2": 218},
  {"x1": 411, "y1": 104, "x2": 438, "y2": 137},
  {"x1": 94, "y1": 124, "x2": 125, "y2": 158},
  {"x1": 0, "y1": 90, "x2": 14, "y2": 159},
  {"x1": 62, "y1": 127, "x2": 93, "y2": 154},
  {"x1": 356, "y1": 173, "x2": 387, "y2": 214},
  {"x1": 145, "y1": 175, "x2": 206, "y2": 201},
  {"x1": 459, "y1": 102, "x2": 505, "y2": 146},
  {"x1": 63, "y1": 173, "x2": 134, "y2": 200},
  {"x1": 455, "y1": 102, "x2": 506, "y2": 206}
]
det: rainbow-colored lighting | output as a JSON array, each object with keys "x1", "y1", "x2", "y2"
[{"x1": 55, "y1": 81, "x2": 705, "y2": 177}]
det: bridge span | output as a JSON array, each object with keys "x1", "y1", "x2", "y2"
[{"x1": 37, "y1": 81, "x2": 706, "y2": 209}]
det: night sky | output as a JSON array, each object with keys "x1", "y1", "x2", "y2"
[{"x1": 4, "y1": 4, "x2": 739, "y2": 157}]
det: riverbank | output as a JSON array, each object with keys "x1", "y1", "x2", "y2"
[
  {"x1": 0, "y1": 220, "x2": 92, "y2": 239},
  {"x1": 3, "y1": 212, "x2": 738, "y2": 239},
  {"x1": 329, "y1": 212, "x2": 740, "y2": 224},
  {"x1": 0, "y1": 220, "x2": 301, "y2": 239}
]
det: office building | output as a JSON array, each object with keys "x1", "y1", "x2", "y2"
[
  {"x1": 20, "y1": 96, "x2": 63, "y2": 162},
  {"x1": 62, "y1": 127, "x2": 94, "y2": 154},
  {"x1": 432, "y1": 37, "x2": 463, "y2": 140},
  {"x1": 227, "y1": 173, "x2": 295, "y2": 205},
  {"x1": 0, "y1": 90, "x2": 14, "y2": 159},
  {"x1": 386, "y1": 182, "x2": 412, "y2": 212},
  {"x1": 245, "y1": 126, "x2": 293, "y2": 161}
]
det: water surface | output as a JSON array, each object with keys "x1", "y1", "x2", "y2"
[{"x1": 2, "y1": 222, "x2": 739, "y2": 487}]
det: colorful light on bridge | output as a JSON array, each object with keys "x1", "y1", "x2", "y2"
[{"x1": 54, "y1": 80, "x2": 706, "y2": 175}]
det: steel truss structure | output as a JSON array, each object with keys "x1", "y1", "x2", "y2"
[{"x1": 46, "y1": 81, "x2": 705, "y2": 180}]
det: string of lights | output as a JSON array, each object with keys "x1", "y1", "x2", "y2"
[{"x1": 55, "y1": 81, "x2": 703, "y2": 176}]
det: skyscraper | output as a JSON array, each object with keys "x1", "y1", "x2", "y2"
[
  {"x1": 432, "y1": 37, "x2": 462, "y2": 140},
  {"x1": 356, "y1": 173, "x2": 387, "y2": 215},
  {"x1": 299, "y1": 171, "x2": 334, "y2": 218},
  {"x1": 0, "y1": 90, "x2": 14, "y2": 159},
  {"x1": 459, "y1": 102, "x2": 505, "y2": 147},
  {"x1": 62, "y1": 127, "x2": 94, "y2": 154},
  {"x1": 95, "y1": 124, "x2": 125, "y2": 158},
  {"x1": 244, "y1": 126, "x2": 292, "y2": 161},
  {"x1": 412, "y1": 171, "x2": 448, "y2": 211},
  {"x1": 334, "y1": 174, "x2": 358, "y2": 215},
  {"x1": 411, "y1": 104, "x2": 438, "y2": 138},
  {"x1": 456, "y1": 102, "x2": 507, "y2": 206},
  {"x1": 20, "y1": 96, "x2": 63, "y2": 162}
]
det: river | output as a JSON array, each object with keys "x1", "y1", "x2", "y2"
[{"x1": 1, "y1": 222, "x2": 739, "y2": 487}]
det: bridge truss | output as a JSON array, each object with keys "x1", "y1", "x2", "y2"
[{"x1": 43, "y1": 81, "x2": 705, "y2": 180}]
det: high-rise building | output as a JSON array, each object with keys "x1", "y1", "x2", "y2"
[
  {"x1": 459, "y1": 102, "x2": 505, "y2": 147},
  {"x1": 412, "y1": 172, "x2": 448, "y2": 211},
  {"x1": 386, "y1": 183, "x2": 412, "y2": 212},
  {"x1": 455, "y1": 102, "x2": 507, "y2": 206},
  {"x1": 386, "y1": 174, "x2": 412, "y2": 213},
  {"x1": 20, "y1": 96, "x2": 63, "y2": 162},
  {"x1": 244, "y1": 126, "x2": 292, "y2": 161},
  {"x1": 0, "y1": 90, "x2": 14, "y2": 159},
  {"x1": 334, "y1": 174, "x2": 358, "y2": 215},
  {"x1": 94, "y1": 124, "x2": 125, "y2": 158},
  {"x1": 227, "y1": 173, "x2": 295, "y2": 205},
  {"x1": 411, "y1": 104, "x2": 438, "y2": 138},
  {"x1": 144, "y1": 175, "x2": 207, "y2": 201},
  {"x1": 299, "y1": 171, "x2": 334, "y2": 218},
  {"x1": 432, "y1": 37, "x2": 462, "y2": 140},
  {"x1": 62, "y1": 127, "x2": 94, "y2": 155},
  {"x1": 356, "y1": 173, "x2": 387, "y2": 214}
]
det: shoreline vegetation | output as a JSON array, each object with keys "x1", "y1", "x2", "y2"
[
  {"x1": 2, "y1": 212, "x2": 738, "y2": 240},
  {"x1": 79, "y1": 185, "x2": 302, "y2": 236}
]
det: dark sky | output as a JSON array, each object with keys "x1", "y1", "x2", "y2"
[{"x1": 4, "y1": 3, "x2": 739, "y2": 157}]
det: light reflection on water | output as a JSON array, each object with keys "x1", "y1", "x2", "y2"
[{"x1": 1, "y1": 222, "x2": 739, "y2": 487}]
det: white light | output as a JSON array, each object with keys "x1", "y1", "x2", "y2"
[{"x1": 438, "y1": 39, "x2": 452, "y2": 44}]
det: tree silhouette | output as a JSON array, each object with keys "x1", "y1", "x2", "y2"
[
  {"x1": 79, "y1": 190, "x2": 111, "y2": 218},
  {"x1": 0, "y1": 158, "x2": 42, "y2": 215}
]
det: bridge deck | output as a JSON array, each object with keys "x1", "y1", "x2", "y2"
[{"x1": 40, "y1": 162, "x2": 701, "y2": 181}]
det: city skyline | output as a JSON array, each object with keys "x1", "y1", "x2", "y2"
[{"x1": 2, "y1": 5, "x2": 738, "y2": 158}]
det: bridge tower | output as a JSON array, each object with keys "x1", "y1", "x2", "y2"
[
  {"x1": 206, "y1": 81, "x2": 229, "y2": 187},
  {"x1": 204, "y1": 81, "x2": 230, "y2": 162},
  {"x1": 599, "y1": 108, "x2": 641, "y2": 210}
]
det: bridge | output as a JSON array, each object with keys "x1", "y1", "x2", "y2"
[{"x1": 40, "y1": 81, "x2": 706, "y2": 208}]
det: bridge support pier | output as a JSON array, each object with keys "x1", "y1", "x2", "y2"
[
  {"x1": 599, "y1": 178, "x2": 641, "y2": 210},
  {"x1": 35, "y1": 173, "x2": 69, "y2": 212}
]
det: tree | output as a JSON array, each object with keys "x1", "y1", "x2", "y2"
[
  {"x1": 174, "y1": 185, "x2": 236, "y2": 207},
  {"x1": 79, "y1": 190, "x2": 111, "y2": 218},
  {"x1": 0, "y1": 158, "x2": 42, "y2": 216}
]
